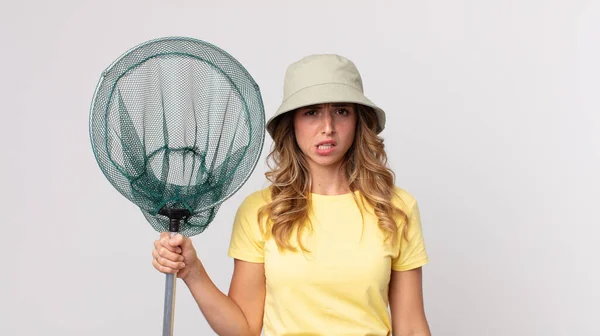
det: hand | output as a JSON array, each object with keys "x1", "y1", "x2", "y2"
[{"x1": 152, "y1": 232, "x2": 200, "y2": 280}]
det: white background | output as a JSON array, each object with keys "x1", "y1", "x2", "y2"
[{"x1": 2, "y1": 1, "x2": 599, "y2": 335}]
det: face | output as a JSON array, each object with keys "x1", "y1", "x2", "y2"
[{"x1": 293, "y1": 103, "x2": 357, "y2": 171}]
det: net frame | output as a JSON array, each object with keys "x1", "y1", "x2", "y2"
[{"x1": 88, "y1": 36, "x2": 265, "y2": 237}]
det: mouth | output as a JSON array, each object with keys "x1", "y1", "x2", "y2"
[
  {"x1": 316, "y1": 144, "x2": 334, "y2": 150},
  {"x1": 316, "y1": 141, "x2": 336, "y2": 150},
  {"x1": 315, "y1": 141, "x2": 336, "y2": 154}
]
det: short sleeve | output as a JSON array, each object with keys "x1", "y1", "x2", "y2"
[
  {"x1": 227, "y1": 191, "x2": 267, "y2": 263},
  {"x1": 391, "y1": 197, "x2": 429, "y2": 271}
]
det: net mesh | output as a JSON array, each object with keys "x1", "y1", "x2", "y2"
[{"x1": 89, "y1": 37, "x2": 265, "y2": 237}]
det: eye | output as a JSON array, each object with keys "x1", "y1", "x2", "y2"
[
  {"x1": 336, "y1": 108, "x2": 350, "y2": 115},
  {"x1": 304, "y1": 109, "x2": 317, "y2": 116}
]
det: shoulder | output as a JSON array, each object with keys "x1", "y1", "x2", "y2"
[
  {"x1": 236, "y1": 187, "x2": 272, "y2": 215},
  {"x1": 391, "y1": 186, "x2": 418, "y2": 211}
]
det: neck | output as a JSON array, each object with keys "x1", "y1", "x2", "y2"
[{"x1": 308, "y1": 163, "x2": 350, "y2": 195}]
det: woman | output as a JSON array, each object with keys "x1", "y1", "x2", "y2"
[{"x1": 152, "y1": 54, "x2": 431, "y2": 336}]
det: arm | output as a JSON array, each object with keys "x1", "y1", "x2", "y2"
[
  {"x1": 389, "y1": 267, "x2": 431, "y2": 336},
  {"x1": 154, "y1": 233, "x2": 265, "y2": 336},
  {"x1": 183, "y1": 258, "x2": 265, "y2": 336}
]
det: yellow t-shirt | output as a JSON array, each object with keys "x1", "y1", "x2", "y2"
[{"x1": 227, "y1": 187, "x2": 429, "y2": 336}]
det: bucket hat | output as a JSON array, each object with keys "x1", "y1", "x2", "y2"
[{"x1": 266, "y1": 54, "x2": 386, "y2": 138}]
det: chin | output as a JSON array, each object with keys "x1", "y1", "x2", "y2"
[{"x1": 311, "y1": 157, "x2": 343, "y2": 168}]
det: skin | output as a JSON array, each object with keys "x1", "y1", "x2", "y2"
[
  {"x1": 153, "y1": 103, "x2": 431, "y2": 336},
  {"x1": 293, "y1": 103, "x2": 356, "y2": 195}
]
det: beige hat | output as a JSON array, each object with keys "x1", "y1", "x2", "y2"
[{"x1": 266, "y1": 54, "x2": 386, "y2": 138}]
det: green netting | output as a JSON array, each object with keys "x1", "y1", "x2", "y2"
[{"x1": 89, "y1": 37, "x2": 265, "y2": 237}]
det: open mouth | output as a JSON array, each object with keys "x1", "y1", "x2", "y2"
[
  {"x1": 317, "y1": 144, "x2": 334, "y2": 150},
  {"x1": 315, "y1": 142, "x2": 336, "y2": 155}
]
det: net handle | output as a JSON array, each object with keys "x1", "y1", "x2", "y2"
[
  {"x1": 163, "y1": 231, "x2": 177, "y2": 336},
  {"x1": 159, "y1": 209, "x2": 190, "y2": 336}
]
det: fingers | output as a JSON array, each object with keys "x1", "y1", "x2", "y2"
[
  {"x1": 152, "y1": 256, "x2": 183, "y2": 274},
  {"x1": 157, "y1": 233, "x2": 182, "y2": 254},
  {"x1": 152, "y1": 248, "x2": 185, "y2": 273},
  {"x1": 168, "y1": 233, "x2": 186, "y2": 248},
  {"x1": 153, "y1": 233, "x2": 194, "y2": 275},
  {"x1": 154, "y1": 240, "x2": 184, "y2": 261}
]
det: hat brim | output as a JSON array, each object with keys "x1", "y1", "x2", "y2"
[{"x1": 266, "y1": 83, "x2": 386, "y2": 138}]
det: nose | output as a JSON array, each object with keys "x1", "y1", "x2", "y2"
[{"x1": 321, "y1": 110, "x2": 335, "y2": 135}]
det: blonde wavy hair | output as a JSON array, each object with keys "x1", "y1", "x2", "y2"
[{"x1": 258, "y1": 104, "x2": 409, "y2": 252}]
